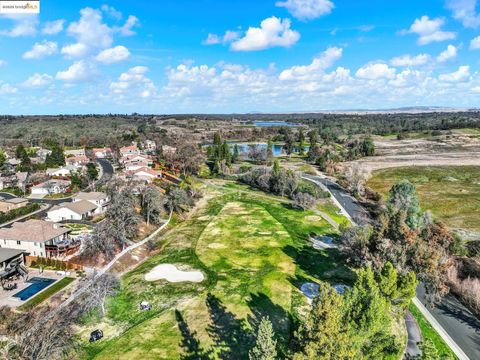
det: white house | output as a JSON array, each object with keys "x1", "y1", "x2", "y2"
[
  {"x1": 47, "y1": 200, "x2": 97, "y2": 222},
  {"x1": 127, "y1": 167, "x2": 162, "y2": 183},
  {"x1": 65, "y1": 155, "x2": 89, "y2": 167},
  {"x1": 120, "y1": 145, "x2": 140, "y2": 157},
  {"x1": 0, "y1": 219, "x2": 72, "y2": 258},
  {"x1": 92, "y1": 147, "x2": 112, "y2": 159},
  {"x1": 73, "y1": 191, "x2": 109, "y2": 214},
  {"x1": 46, "y1": 166, "x2": 77, "y2": 177},
  {"x1": 31, "y1": 179, "x2": 70, "y2": 195}
]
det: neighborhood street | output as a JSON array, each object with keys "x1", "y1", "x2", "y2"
[
  {"x1": 96, "y1": 158, "x2": 114, "y2": 185},
  {"x1": 306, "y1": 174, "x2": 480, "y2": 360}
]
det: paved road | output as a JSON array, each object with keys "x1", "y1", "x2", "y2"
[
  {"x1": 302, "y1": 174, "x2": 370, "y2": 225},
  {"x1": 306, "y1": 174, "x2": 480, "y2": 359},
  {"x1": 417, "y1": 285, "x2": 480, "y2": 360},
  {"x1": 0, "y1": 191, "x2": 70, "y2": 205},
  {"x1": 96, "y1": 158, "x2": 114, "y2": 185},
  {"x1": 405, "y1": 311, "x2": 422, "y2": 357}
]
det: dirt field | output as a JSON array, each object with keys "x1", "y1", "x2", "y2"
[{"x1": 344, "y1": 131, "x2": 480, "y2": 172}]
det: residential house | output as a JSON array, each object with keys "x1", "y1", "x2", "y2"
[
  {"x1": 73, "y1": 191, "x2": 109, "y2": 214},
  {"x1": 47, "y1": 200, "x2": 97, "y2": 222},
  {"x1": 64, "y1": 149, "x2": 86, "y2": 157},
  {"x1": 143, "y1": 140, "x2": 157, "y2": 152},
  {"x1": 92, "y1": 147, "x2": 112, "y2": 159},
  {"x1": 36, "y1": 148, "x2": 52, "y2": 161},
  {"x1": 0, "y1": 174, "x2": 17, "y2": 190},
  {"x1": 66, "y1": 155, "x2": 89, "y2": 167},
  {"x1": 0, "y1": 219, "x2": 73, "y2": 258},
  {"x1": 123, "y1": 154, "x2": 154, "y2": 171},
  {"x1": 0, "y1": 198, "x2": 29, "y2": 213},
  {"x1": 46, "y1": 166, "x2": 77, "y2": 177},
  {"x1": 120, "y1": 145, "x2": 140, "y2": 157},
  {"x1": 31, "y1": 179, "x2": 70, "y2": 195},
  {"x1": 127, "y1": 167, "x2": 162, "y2": 183}
]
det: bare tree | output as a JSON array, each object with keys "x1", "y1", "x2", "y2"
[
  {"x1": 344, "y1": 164, "x2": 370, "y2": 197},
  {"x1": 140, "y1": 186, "x2": 166, "y2": 225}
]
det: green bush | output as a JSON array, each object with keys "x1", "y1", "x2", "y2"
[{"x1": 0, "y1": 202, "x2": 40, "y2": 224}]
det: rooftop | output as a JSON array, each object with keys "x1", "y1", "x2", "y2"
[
  {"x1": 0, "y1": 248, "x2": 24, "y2": 264},
  {"x1": 0, "y1": 219, "x2": 70, "y2": 243},
  {"x1": 50, "y1": 200, "x2": 97, "y2": 215},
  {"x1": 74, "y1": 191, "x2": 108, "y2": 201}
]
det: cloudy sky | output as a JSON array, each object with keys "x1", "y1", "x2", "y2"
[{"x1": 0, "y1": 0, "x2": 480, "y2": 114}]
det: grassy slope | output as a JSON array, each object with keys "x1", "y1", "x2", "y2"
[
  {"x1": 367, "y1": 166, "x2": 480, "y2": 232},
  {"x1": 19, "y1": 277, "x2": 75, "y2": 311},
  {"x1": 82, "y1": 186, "x2": 355, "y2": 359},
  {"x1": 408, "y1": 303, "x2": 456, "y2": 359}
]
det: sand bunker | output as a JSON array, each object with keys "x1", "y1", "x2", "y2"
[{"x1": 145, "y1": 264, "x2": 204, "y2": 283}]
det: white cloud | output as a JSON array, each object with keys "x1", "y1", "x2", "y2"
[
  {"x1": 22, "y1": 73, "x2": 53, "y2": 88},
  {"x1": 22, "y1": 40, "x2": 57, "y2": 59},
  {"x1": 56, "y1": 60, "x2": 97, "y2": 83},
  {"x1": 62, "y1": 7, "x2": 113, "y2": 58},
  {"x1": 203, "y1": 33, "x2": 221, "y2": 45},
  {"x1": 95, "y1": 45, "x2": 130, "y2": 64},
  {"x1": 275, "y1": 0, "x2": 334, "y2": 21},
  {"x1": 356, "y1": 63, "x2": 396, "y2": 80},
  {"x1": 41, "y1": 19, "x2": 65, "y2": 35},
  {"x1": 439, "y1": 65, "x2": 470, "y2": 82},
  {"x1": 389, "y1": 69, "x2": 424, "y2": 88},
  {"x1": 390, "y1": 54, "x2": 430, "y2": 67},
  {"x1": 230, "y1": 17, "x2": 300, "y2": 51},
  {"x1": 0, "y1": 60, "x2": 6, "y2": 66},
  {"x1": 61, "y1": 43, "x2": 88, "y2": 58},
  {"x1": 110, "y1": 66, "x2": 155, "y2": 98},
  {"x1": 0, "y1": 14, "x2": 38, "y2": 37},
  {"x1": 470, "y1": 35, "x2": 480, "y2": 49},
  {"x1": 279, "y1": 46, "x2": 342, "y2": 80},
  {"x1": 117, "y1": 15, "x2": 139, "y2": 36},
  {"x1": 446, "y1": 0, "x2": 480, "y2": 28},
  {"x1": 404, "y1": 16, "x2": 456, "y2": 45},
  {"x1": 203, "y1": 31, "x2": 240, "y2": 45},
  {"x1": 436, "y1": 44, "x2": 457, "y2": 63},
  {"x1": 0, "y1": 83, "x2": 17, "y2": 94},
  {"x1": 101, "y1": 5, "x2": 122, "y2": 20}
]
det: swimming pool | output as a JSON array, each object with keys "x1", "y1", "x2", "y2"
[{"x1": 13, "y1": 277, "x2": 56, "y2": 301}]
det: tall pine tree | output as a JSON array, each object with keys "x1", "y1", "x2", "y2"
[{"x1": 249, "y1": 316, "x2": 277, "y2": 360}]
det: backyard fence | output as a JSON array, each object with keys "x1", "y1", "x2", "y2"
[{"x1": 25, "y1": 256, "x2": 83, "y2": 271}]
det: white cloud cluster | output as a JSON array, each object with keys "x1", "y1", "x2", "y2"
[
  {"x1": 230, "y1": 17, "x2": 300, "y2": 51},
  {"x1": 22, "y1": 73, "x2": 53, "y2": 88},
  {"x1": 95, "y1": 45, "x2": 130, "y2": 64},
  {"x1": 438, "y1": 65, "x2": 470, "y2": 82},
  {"x1": 0, "y1": 82, "x2": 17, "y2": 94},
  {"x1": 404, "y1": 16, "x2": 456, "y2": 45},
  {"x1": 56, "y1": 60, "x2": 97, "y2": 83},
  {"x1": 356, "y1": 63, "x2": 396, "y2": 80},
  {"x1": 437, "y1": 44, "x2": 457, "y2": 62},
  {"x1": 41, "y1": 19, "x2": 65, "y2": 35},
  {"x1": 0, "y1": 14, "x2": 38, "y2": 37},
  {"x1": 446, "y1": 0, "x2": 480, "y2": 28},
  {"x1": 470, "y1": 35, "x2": 480, "y2": 49},
  {"x1": 23, "y1": 40, "x2": 57, "y2": 59},
  {"x1": 110, "y1": 66, "x2": 155, "y2": 98},
  {"x1": 390, "y1": 54, "x2": 430, "y2": 67},
  {"x1": 275, "y1": 0, "x2": 334, "y2": 21}
]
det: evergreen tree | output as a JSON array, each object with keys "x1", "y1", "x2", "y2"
[
  {"x1": 0, "y1": 149, "x2": 6, "y2": 168},
  {"x1": 232, "y1": 144, "x2": 239, "y2": 163},
  {"x1": 249, "y1": 317, "x2": 277, "y2": 360},
  {"x1": 387, "y1": 180, "x2": 422, "y2": 229},
  {"x1": 378, "y1": 262, "x2": 398, "y2": 300},
  {"x1": 266, "y1": 140, "x2": 274, "y2": 162},
  {"x1": 308, "y1": 129, "x2": 318, "y2": 147},
  {"x1": 272, "y1": 159, "x2": 280, "y2": 177},
  {"x1": 293, "y1": 283, "x2": 359, "y2": 359},
  {"x1": 284, "y1": 134, "x2": 295, "y2": 156},
  {"x1": 222, "y1": 141, "x2": 231, "y2": 166}
]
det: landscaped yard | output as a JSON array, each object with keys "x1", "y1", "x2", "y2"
[
  {"x1": 367, "y1": 166, "x2": 480, "y2": 233},
  {"x1": 19, "y1": 277, "x2": 75, "y2": 311},
  {"x1": 81, "y1": 184, "x2": 354, "y2": 359}
]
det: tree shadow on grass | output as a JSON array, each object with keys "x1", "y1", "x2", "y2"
[
  {"x1": 206, "y1": 293, "x2": 253, "y2": 360},
  {"x1": 283, "y1": 245, "x2": 355, "y2": 286},
  {"x1": 175, "y1": 309, "x2": 212, "y2": 360},
  {"x1": 247, "y1": 292, "x2": 292, "y2": 357}
]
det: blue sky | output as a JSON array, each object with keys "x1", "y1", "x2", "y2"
[{"x1": 0, "y1": 0, "x2": 479, "y2": 114}]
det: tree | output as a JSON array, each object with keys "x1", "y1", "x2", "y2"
[
  {"x1": 308, "y1": 129, "x2": 318, "y2": 148},
  {"x1": 266, "y1": 140, "x2": 274, "y2": 163},
  {"x1": 387, "y1": 180, "x2": 422, "y2": 229},
  {"x1": 86, "y1": 162, "x2": 98, "y2": 183},
  {"x1": 45, "y1": 144, "x2": 65, "y2": 168},
  {"x1": 298, "y1": 128, "x2": 305, "y2": 156},
  {"x1": 0, "y1": 148, "x2": 6, "y2": 168},
  {"x1": 361, "y1": 138, "x2": 375, "y2": 156},
  {"x1": 140, "y1": 187, "x2": 165, "y2": 225},
  {"x1": 344, "y1": 164, "x2": 370, "y2": 197},
  {"x1": 232, "y1": 144, "x2": 239, "y2": 163},
  {"x1": 293, "y1": 283, "x2": 358, "y2": 360},
  {"x1": 249, "y1": 317, "x2": 277, "y2": 360},
  {"x1": 293, "y1": 192, "x2": 316, "y2": 211},
  {"x1": 175, "y1": 143, "x2": 205, "y2": 176},
  {"x1": 222, "y1": 141, "x2": 231, "y2": 166},
  {"x1": 284, "y1": 133, "x2": 295, "y2": 156},
  {"x1": 166, "y1": 187, "x2": 194, "y2": 213}
]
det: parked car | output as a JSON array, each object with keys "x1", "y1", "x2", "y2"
[{"x1": 89, "y1": 329, "x2": 103, "y2": 343}]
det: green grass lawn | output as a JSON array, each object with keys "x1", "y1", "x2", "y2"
[
  {"x1": 408, "y1": 303, "x2": 456, "y2": 359},
  {"x1": 81, "y1": 185, "x2": 355, "y2": 360},
  {"x1": 19, "y1": 277, "x2": 75, "y2": 311},
  {"x1": 367, "y1": 166, "x2": 480, "y2": 232}
]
